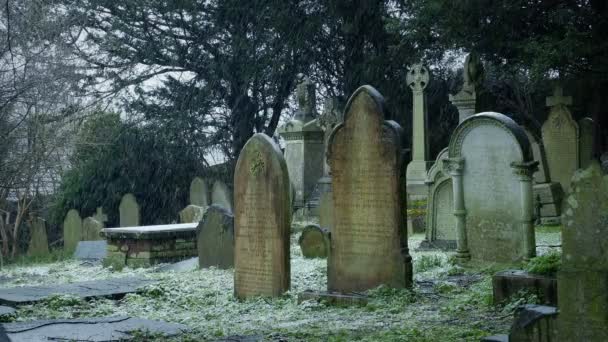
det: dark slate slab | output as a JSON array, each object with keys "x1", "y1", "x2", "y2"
[
  {"x1": 74, "y1": 240, "x2": 107, "y2": 262},
  {"x1": 2, "y1": 316, "x2": 189, "y2": 341},
  {"x1": 0, "y1": 277, "x2": 154, "y2": 305},
  {"x1": 0, "y1": 306, "x2": 15, "y2": 318}
]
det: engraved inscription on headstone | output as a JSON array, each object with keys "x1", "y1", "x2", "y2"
[
  {"x1": 234, "y1": 133, "x2": 291, "y2": 299},
  {"x1": 327, "y1": 85, "x2": 412, "y2": 292}
]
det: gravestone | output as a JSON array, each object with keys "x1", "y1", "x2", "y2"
[
  {"x1": 449, "y1": 53, "x2": 484, "y2": 123},
  {"x1": 93, "y1": 207, "x2": 108, "y2": 228},
  {"x1": 578, "y1": 117, "x2": 594, "y2": 169},
  {"x1": 198, "y1": 205, "x2": 234, "y2": 269},
  {"x1": 233, "y1": 133, "x2": 291, "y2": 298},
  {"x1": 277, "y1": 76, "x2": 324, "y2": 209},
  {"x1": 558, "y1": 162, "x2": 608, "y2": 341},
  {"x1": 82, "y1": 217, "x2": 103, "y2": 241},
  {"x1": 119, "y1": 193, "x2": 140, "y2": 227},
  {"x1": 189, "y1": 177, "x2": 209, "y2": 207},
  {"x1": 211, "y1": 180, "x2": 233, "y2": 212},
  {"x1": 27, "y1": 217, "x2": 49, "y2": 258},
  {"x1": 298, "y1": 224, "x2": 329, "y2": 258},
  {"x1": 179, "y1": 205, "x2": 205, "y2": 223},
  {"x1": 422, "y1": 148, "x2": 456, "y2": 249},
  {"x1": 63, "y1": 209, "x2": 82, "y2": 252},
  {"x1": 318, "y1": 187, "x2": 333, "y2": 231},
  {"x1": 542, "y1": 86, "x2": 578, "y2": 194},
  {"x1": 327, "y1": 85, "x2": 412, "y2": 292},
  {"x1": 446, "y1": 112, "x2": 537, "y2": 263},
  {"x1": 405, "y1": 63, "x2": 431, "y2": 198}
]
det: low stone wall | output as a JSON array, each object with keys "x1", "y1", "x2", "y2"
[{"x1": 101, "y1": 223, "x2": 198, "y2": 270}]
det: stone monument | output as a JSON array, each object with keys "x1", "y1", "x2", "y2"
[
  {"x1": 189, "y1": 177, "x2": 209, "y2": 207},
  {"x1": 211, "y1": 180, "x2": 233, "y2": 212},
  {"x1": 63, "y1": 209, "x2": 82, "y2": 252},
  {"x1": 542, "y1": 86, "x2": 579, "y2": 194},
  {"x1": 446, "y1": 112, "x2": 537, "y2": 263},
  {"x1": 405, "y1": 63, "x2": 431, "y2": 198},
  {"x1": 277, "y1": 76, "x2": 324, "y2": 209},
  {"x1": 449, "y1": 53, "x2": 484, "y2": 123},
  {"x1": 119, "y1": 193, "x2": 140, "y2": 227},
  {"x1": 198, "y1": 205, "x2": 234, "y2": 269},
  {"x1": 327, "y1": 85, "x2": 412, "y2": 292},
  {"x1": 558, "y1": 161, "x2": 608, "y2": 341},
  {"x1": 233, "y1": 133, "x2": 291, "y2": 298}
]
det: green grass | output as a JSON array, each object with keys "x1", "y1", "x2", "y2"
[
  {"x1": 525, "y1": 251, "x2": 561, "y2": 276},
  {"x1": 1, "y1": 248, "x2": 73, "y2": 269}
]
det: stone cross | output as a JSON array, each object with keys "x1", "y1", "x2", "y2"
[
  {"x1": 546, "y1": 85, "x2": 572, "y2": 108},
  {"x1": 405, "y1": 63, "x2": 430, "y2": 198},
  {"x1": 294, "y1": 75, "x2": 317, "y2": 122},
  {"x1": 93, "y1": 207, "x2": 108, "y2": 227}
]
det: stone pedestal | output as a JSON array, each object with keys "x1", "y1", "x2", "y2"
[{"x1": 405, "y1": 63, "x2": 430, "y2": 199}]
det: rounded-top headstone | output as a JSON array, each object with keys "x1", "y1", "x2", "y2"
[
  {"x1": 119, "y1": 193, "x2": 140, "y2": 227},
  {"x1": 298, "y1": 224, "x2": 329, "y2": 259},
  {"x1": 233, "y1": 133, "x2": 291, "y2": 299},
  {"x1": 82, "y1": 217, "x2": 104, "y2": 241},
  {"x1": 63, "y1": 209, "x2": 82, "y2": 252},
  {"x1": 211, "y1": 180, "x2": 233, "y2": 212},
  {"x1": 189, "y1": 177, "x2": 209, "y2": 207},
  {"x1": 198, "y1": 205, "x2": 234, "y2": 269}
]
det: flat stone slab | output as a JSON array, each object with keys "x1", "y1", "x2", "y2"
[
  {"x1": 493, "y1": 270, "x2": 557, "y2": 306},
  {"x1": 1, "y1": 316, "x2": 189, "y2": 341},
  {"x1": 0, "y1": 306, "x2": 15, "y2": 318},
  {"x1": 156, "y1": 257, "x2": 199, "y2": 272},
  {"x1": 0, "y1": 277, "x2": 154, "y2": 306},
  {"x1": 298, "y1": 290, "x2": 368, "y2": 307},
  {"x1": 74, "y1": 240, "x2": 107, "y2": 262},
  {"x1": 101, "y1": 223, "x2": 198, "y2": 239}
]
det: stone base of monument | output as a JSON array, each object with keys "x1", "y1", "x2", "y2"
[
  {"x1": 492, "y1": 270, "x2": 557, "y2": 306},
  {"x1": 417, "y1": 239, "x2": 457, "y2": 251},
  {"x1": 297, "y1": 290, "x2": 368, "y2": 307},
  {"x1": 101, "y1": 223, "x2": 198, "y2": 270},
  {"x1": 533, "y1": 183, "x2": 563, "y2": 225},
  {"x1": 482, "y1": 305, "x2": 558, "y2": 342}
]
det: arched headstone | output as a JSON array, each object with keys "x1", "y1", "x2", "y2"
[
  {"x1": 63, "y1": 209, "x2": 82, "y2": 252},
  {"x1": 211, "y1": 181, "x2": 233, "y2": 212},
  {"x1": 234, "y1": 133, "x2": 291, "y2": 299},
  {"x1": 327, "y1": 85, "x2": 412, "y2": 292},
  {"x1": 27, "y1": 217, "x2": 49, "y2": 257},
  {"x1": 423, "y1": 148, "x2": 456, "y2": 249},
  {"x1": 82, "y1": 217, "x2": 103, "y2": 241},
  {"x1": 119, "y1": 193, "x2": 140, "y2": 227},
  {"x1": 189, "y1": 177, "x2": 209, "y2": 207}
]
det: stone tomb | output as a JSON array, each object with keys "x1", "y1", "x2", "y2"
[
  {"x1": 198, "y1": 205, "x2": 234, "y2": 269},
  {"x1": 327, "y1": 85, "x2": 412, "y2": 292},
  {"x1": 446, "y1": 112, "x2": 537, "y2": 263},
  {"x1": 119, "y1": 193, "x2": 140, "y2": 227},
  {"x1": 421, "y1": 148, "x2": 456, "y2": 249},
  {"x1": 62, "y1": 209, "x2": 82, "y2": 252},
  {"x1": 101, "y1": 223, "x2": 198, "y2": 270},
  {"x1": 558, "y1": 162, "x2": 608, "y2": 341},
  {"x1": 234, "y1": 133, "x2": 291, "y2": 299}
]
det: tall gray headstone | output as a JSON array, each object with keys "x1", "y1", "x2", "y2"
[
  {"x1": 63, "y1": 209, "x2": 82, "y2": 252},
  {"x1": 446, "y1": 112, "x2": 537, "y2": 263},
  {"x1": 211, "y1": 180, "x2": 233, "y2": 212},
  {"x1": 189, "y1": 177, "x2": 209, "y2": 207},
  {"x1": 234, "y1": 133, "x2": 291, "y2": 299},
  {"x1": 119, "y1": 193, "x2": 140, "y2": 227},
  {"x1": 27, "y1": 217, "x2": 49, "y2": 257},
  {"x1": 327, "y1": 85, "x2": 412, "y2": 292}
]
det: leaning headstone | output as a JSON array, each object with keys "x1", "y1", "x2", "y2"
[
  {"x1": 446, "y1": 112, "x2": 537, "y2": 263},
  {"x1": 198, "y1": 205, "x2": 234, "y2": 269},
  {"x1": 542, "y1": 86, "x2": 578, "y2": 193},
  {"x1": 178, "y1": 205, "x2": 205, "y2": 223},
  {"x1": 189, "y1": 177, "x2": 209, "y2": 207},
  {"x1": 558, "y1": 162, "x2": 608, "y2": 341},
  {"x1": 27, "y1": 217, "x2": 49, "y2": 258},
  {"x1": 82, "y1": 217, "x2": 103, "y2": 241},
  {"x1": 211, "y1": 180, "x2": 233, "y2": 212},
  {"x1": 234, "y1": 133, "x2": 291, "y2": 299},
  {"x1": 327, "y1": 85, "x2": 412, "y2": 292},
  {"x1": 63, "y1": 209, "x2": 82, "y2": 252},
  {"x1": 405, "y1": 63, "x2": 431, "y2": 198},
  {"x1": 119, "y1": 193, "x2": 140, "y2": 227},
  {"x1": 578, "y1": 117, "x2": 594, "y2": 169},
  {"x1": 298, "y1": 224, "x2": 329, "y2": 258},
  {"x1": 422, "y1": 148, "x2": 456, "y2": 249}
]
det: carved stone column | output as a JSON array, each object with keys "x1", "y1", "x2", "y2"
[
  {"x1": 444, "y1": 157, "x2": 470, "y2": 261},
  {"x1": 511, "y1": 161, "x2": 539, "y2": 261}
]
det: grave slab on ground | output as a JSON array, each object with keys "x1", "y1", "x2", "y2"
[
  {"x1": 1, "y1": 316, "x2": 189, "y2": 341},
  {"x1": 74, "y1": 240, "x2": 107, "y2": 262},
  {"x1": 0, "y1": 277, "x2": 153, "y2": 305},
  {"x1": 101, "y1": 223, "x2": 198, "y2": 270}
]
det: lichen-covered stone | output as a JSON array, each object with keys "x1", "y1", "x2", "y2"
[
  {"x1": 198, "y1": 205, "x2": 234, "y2": 269},
  {"x1": 298, "y1": 224, "x2": 329, "y2": 259},
  {"x1": 178, "y1": 205, "x2": 205, "y2": 223}
]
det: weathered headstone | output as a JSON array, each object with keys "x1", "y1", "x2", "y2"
[
  {"x1": 578, "y1": 117, "x2": 594, "y2": 169},
  {"x1": 27, "y1": 217, "x2": 49, "y2": 258},
  {"x1": 211, "y1": 180, "x2": 233, "y2": 212},
  {"x1": 446, "y1": 112, "x2": 537, "y2": 263},
  {"x1": 298, "y1": 224, "x2": 329, "y2": 258},
  {"x1": 189, "y1": 177, "x2": 209, "y2": 207},
  {"x1": 449, "y1": 53, "x2": 484, "y2": 123},
  {"x1": 405, "y1": 63, "x2": 431, "y2": 198},
  {"x1": 63, "y1": 209, "x2": 82, "y2": 252},
  {"x1": 327, "y1": 85, "x2": 412, "y2": 292},
  {"x1": 277, "y1": 76, "x2": 324, "y2": 209},
  {"x1": 542, "y1": 86, "x2": 579, "y2": 193},
  {"x1": 119, "y1": 193, "x2": 140, "y2": 227},
  {"x1": 82, "y1": 217, "x2": 104, "y2": 241},
  {"x1": 422, "y1": 148, "x2": 456, "y2": 249},
  {"x1": 178, "y1": 205, "x2": 205, "y2": 223},
  {"x1": 558, "y1": 162, "x2": 608, "y2": 341},
  {"x1": 234, "y1": 133, "x2": 291, "y2": 298},
  {"x1": 93, "y1": 207, "x2": 108, "y2": 228},
  {"x1": 198, "y1": 205, "x2": 234, "y2": 269}
]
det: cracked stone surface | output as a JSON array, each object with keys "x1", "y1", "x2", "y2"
[
  {"x1": 1, "y1": 316, "x2": 189, "y2": 341},
  {"x1": 0, "y1": 277, "x2": 153, "y2": 305}
]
